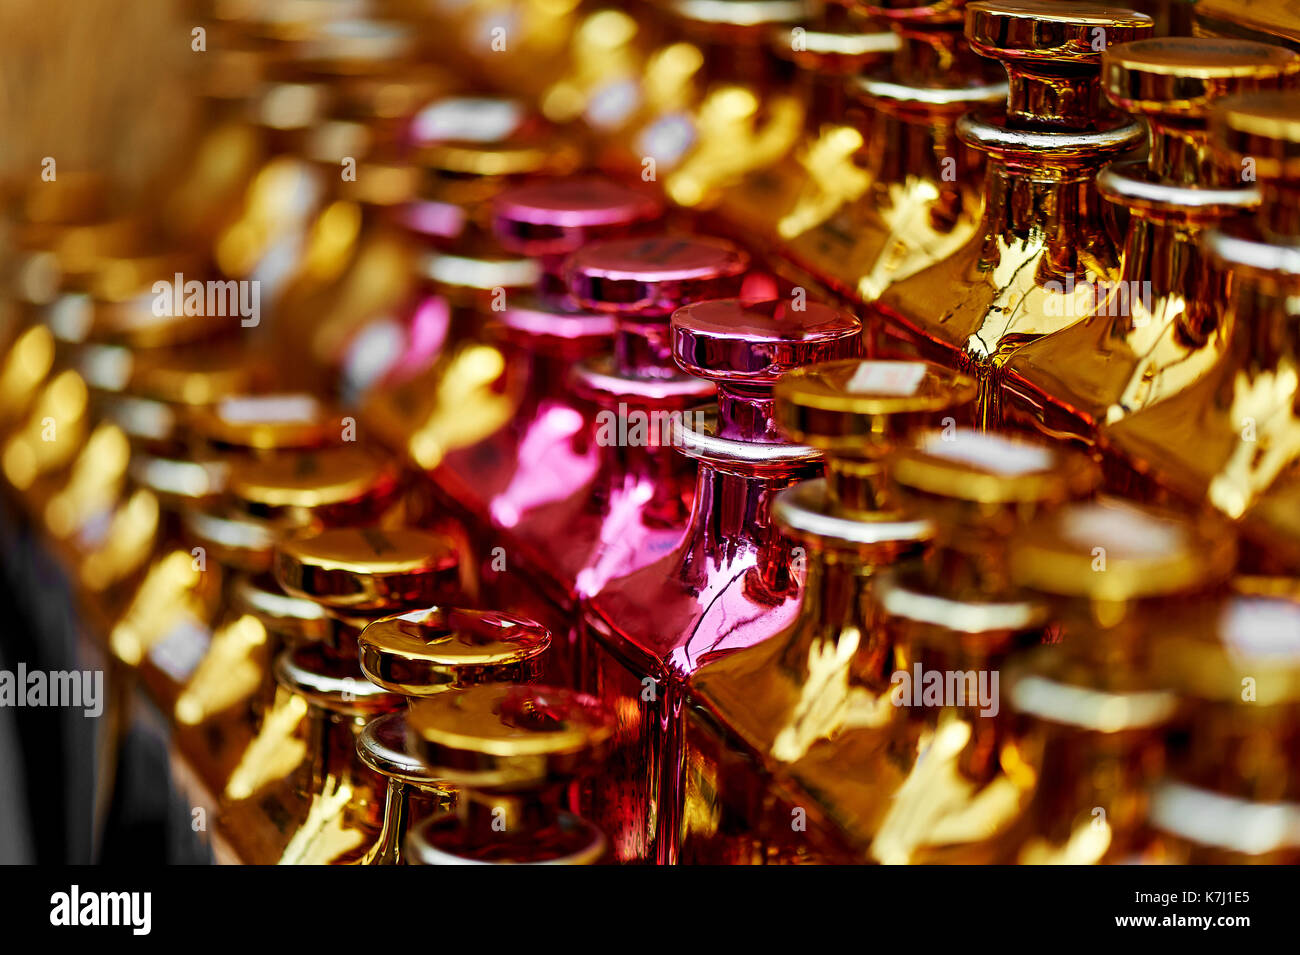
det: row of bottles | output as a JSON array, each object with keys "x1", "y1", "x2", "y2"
[{"x1": 1, "y1": 0, "x2": 1298, "y2": 864}]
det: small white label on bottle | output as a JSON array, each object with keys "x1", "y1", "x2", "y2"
[
  {"x1": 845, "y1": 361, "x2": 927, "y2": 396},
  {"x1": 1062, "y1": 501, "x2": 1184, "y2": 557},
  {"x1": 217, "y1": 394, "x2": 320, "y2": 425},
  {"x1": 919, "y1": 428, "x2": 1054, "y2": 475}
]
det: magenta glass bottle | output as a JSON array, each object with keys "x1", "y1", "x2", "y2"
[
  {"x1": 430, "y1": 178, "x2": 664, "y2": 682},
  {"x1": 579, "y1": 295, "x2": 862, "y2": 864},
  {"x1": 497, "y1": 235, "x2": 750, "y2": 615}
]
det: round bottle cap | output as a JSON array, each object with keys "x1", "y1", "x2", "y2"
[
  {"x1": 1149, "y1": 780, "x2": 1300, "y2": 857},
  {"x1": 293, "y1": 18, "x2": 419, "y2": 74},
  {"x1": 496, "y1": 297, "x2": 616, "y2": 344},
  {"x1": 357, "y1": 710, "x2": 445, "y2": 785},
  {"x1": 406, "y1": 684, "x2": 613, "y2": 790},
  {"x1": 772, "y1": 23, "x2": 900, "y2": 74},
  {"x1": 878, "y1": 566, "x2": 1048, "y2": 637},
  {"x1": 891, "y1": 427, "x2": 1100, "y2": 505},
  {"x1": 669, "y1": 0, "x2": 810, "y2": 28},
  {"x1": 565, "y1": 236, "x2": 750, "y2": 319},
  {"x1": 419, "y1": 244, "x2": 541, "y2": 297},
  {"x1": 359, "y1": 607, "x2": 551, "y2": 696},
  {"x1": 232, "y1": 572, "x2": 331, "y2": 645},
  {"x1": 773, "y1": 479, "x2": 935, "y2": 555},
  {"x1": 966, "y1": 1, "x2": 1154, "y2": 68},
  {"x1": 492, "y1": 178, "x2": 663, "y2": 257},
  {"x1": 1008, "y1": 497, "x2": 1236, "y2": 602},
  {"x1": 273, "y1": 643, "x2": 402, "y2": 715},
  {"x1": 412, "y1": 96, "x2": 581, "y2": 178},
  {"x1": 129, "y1": 451, "x2": 228, "y2": 506},
  {"x1": 225, "y1": 446, "x2": 401, "y2": 523},
  {"x1": 183, "y1": 505, "x2": 281, "y2": 573},
  {"x1": 1104, "y1": 38, "x2": 1300, "y2": 120},
  {"x1": 406, "y1": 807, "x2": 606, "y2": 865},
  {"x1": 858, "y1": 0, "x2": 969, "y2": 26},
  {"x1": 774, "y1": 359, "x2": 977, "y2": 454},
  {"x1": 191, "y1": 393, "x2": 336, "y2": 453},
  {"x1": 127, "y1": 346, "x2": 269, "y2": 407},
  {"x1": 671, "y1": 298, "x2": 861, "y2": 385},
  {"x1": 1210, "y1": 90, "x2": 1300, "y2": 180},
  {"x1": 275, "y1": 526, "x2": 462, "y2": 611},
  {"x1": 1152, "y1": 592, "x2": 1300, "y2": 705}
]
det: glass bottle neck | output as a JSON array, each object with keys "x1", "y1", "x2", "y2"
[
  {"x1": 680, "y1": 457, "x2": 811, "y2": 591},
  {"x1": 1118, "y1": 215, "x2": 1227, "y2": 344},
  {"x1": 778, "y1": 551, "x2": 892, "y2": 691},
  {"x1": 1147, "y1": 118, "x2": 1220, "y2": 186},
  {"x1": 982, "y1": 163, "x2": 1112, "y2": 269}
]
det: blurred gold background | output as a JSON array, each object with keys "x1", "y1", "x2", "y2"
[{"x1": 1, "y1": 1, "x2": 199, "y2": 202}]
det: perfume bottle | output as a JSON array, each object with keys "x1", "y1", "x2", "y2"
[
  {"x1": 852, "y1": 429, "x2": 1099, "y2": 864},
  {"x1": 433, "y1": 177, "x2": 663, "y2": 539},
  {"x1": 354, "y1": 607, "x2": 552, "y2": 863},
  {"x1": 746, "y1": 0, "x2": 1008, "y2": 321},
  {"x1": 113, "y1": 383, "x2": 327, "y2": 673},
  {"x1": 1148, "y1": 578, "x2": 1300, "y2": 862},
  {"x1": 1104, "y1": 91, "x2": 1300, "y2": 569},
  {"x1": 873, "y1": 0, "x2": 1153, "y2": 427},
  {"x1": 581, "y1": 298, "x2": 861, "y2": 863},
  {"x1": 77, "y1": 346, "x2": 269, "y2": 621},
  {"x1": 359, "y1": 96, "x2": 584, "y2": 461},
  {"x1": 490, "y1": 234, "x2": 748, "y2": 619},
  {"x1": 217, "y1": 524, "x2": 465, "y2": 864},
  {"x1": 263, "y1": 24, "x2": 457, "y2": 397},
  {"x1": 145, "y1": 443, "x2": 403, "y2": 791},
  {"x1": 1005, "y1": 37, "x2": 1299, "y2": 442},
  {"x1": 405, "y1": 684, "x2": 615, "y2": 864},
  {"x1": 714, "y1": 3, "x2": 899, "y2": 245},
  {"x1": 631, "y1": 0, "x2": 809, "y2": 210},
  {"x1": 426, "y1": 177, "x2": 663, "y2": 679},
  {"x1": 992, "y1": 497, "x2": 1236, "y2": 863},
  {"x1": 682, "y1": 358, "x2": 977, "y2": 864},
  {"x1": 120, "y1": 395, "x2": 367, "y2": 775}
]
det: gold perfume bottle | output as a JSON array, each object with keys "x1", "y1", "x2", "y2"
[
  {"x1": 712, "y1": 3, "x2": 899, "y2": 245},
  {"x1": 1006, "y1": 37, "x2": 1299, "y2": 443},
  {"x1": 681, "y1": 358, "x2": 976, "y2": 863},
  {"x1": 262, "y1": 23, "x2": 454, "y2": 397},
  {"x1": 1103, "y1": 91, "x2": 1300, "y2": 564},
  {"x1": 873, "y1": 0, "x2": 1153, "y2": 427},
  {"x1": 750, "y1": 0, "x2": 1009, "y2": 323},
  {"x1": 992, "y1": 498, "x2": 1236, "y2": 863},
  {"x1": 116, "y1": 393, "x2": 366, "y2": 783},
  {"x1": 216, "y1": 525, "x2": 465, "y2": 864},
  {"x1": 1148, "y1": 577, "x2": 1300, "y2": 862},
  {"x1": 636, "y1": 0, "x2": 810, "y2": 209},
  {"x1": 130, "y1": 439, "x2": 404, "y2": 793},
  {"x1": 405, "y1": 684, "x2": 616, "y2": 864},
  {"x1": 354, "y1": 607, "x2": 552, "y2": 863},
  {"x1": 860, "y1": 429, "x2": 1099, "y2": 863},
  {"x1": 172, "y1": 446, "x2": 403, "y2": 701}
]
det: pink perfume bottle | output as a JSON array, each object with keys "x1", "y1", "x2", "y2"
[
  {"x1": 430, "y1": 179, "x2": 665, "y2": 663},
  {"x1": 580, "y1": 296, "x2": 862, "y2": 864},
  {"x1": 496, "y1": 235, "x2": 750, "y2": 619}
]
